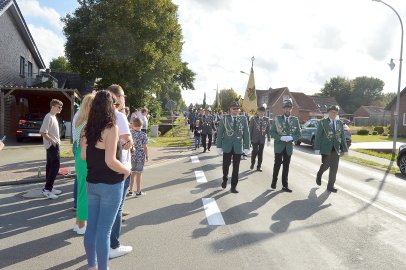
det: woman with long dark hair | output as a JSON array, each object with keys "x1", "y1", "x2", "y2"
[{"x1": 80, "y1": 90, "x2": 130, "y2": 270}]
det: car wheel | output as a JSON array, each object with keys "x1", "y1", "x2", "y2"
[
  {"x1": 295, "y1": 140, "x2": 301, "y2": 146},
  {"x1": 16, "y1": 138, "x2": 23, "y2": 143},
  {"x1": 311, "y1": 137, "x2": 315, "y2": 149},
  {"x1": 399, "y1": 153, "x2": 406, "y2": 176}
]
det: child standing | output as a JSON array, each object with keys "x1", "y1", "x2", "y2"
[
  {"x1": 194, "y1": 119, "x2": 202, "y2": 150},
  {"x1": 128, "y1": 118, "x2": 149, "y2": 196}
]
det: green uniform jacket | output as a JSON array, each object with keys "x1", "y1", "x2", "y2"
[
  {"x1": 217, "y1": 115, "x2": 250, "y2": 154},
  {"x1": 270, "y1": 115, "x2": 301, "y2": 156},
  {"x1": 314, "y1": 118, "x2": 349, "y2": 155}
]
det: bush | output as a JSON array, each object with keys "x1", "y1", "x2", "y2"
[
  {"x1": 372, "y1": 131, "x2": 378, "y2": 135},
  {"x1": 357, "y1": 129, "x2": 369, "y2": 135},
  {"x1": 373, "y1": 126, "x2": 384, "y2": 135}
]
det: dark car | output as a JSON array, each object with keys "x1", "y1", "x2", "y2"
[
  {"x1": 16, "y1": 112, "x2": 66, "y2": 142},
  {"x1": 295, "y1": 119, "x2": 352, "y2": 149},
  {"x1": 397, "y1": 144, "x2": 406, "y2": 175}
]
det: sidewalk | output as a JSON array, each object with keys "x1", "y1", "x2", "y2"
[{"x1": 0, "y1": 146, "x2": 192, "y2": 186}]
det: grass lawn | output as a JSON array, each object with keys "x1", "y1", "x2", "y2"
[
  {"x1": 342, "y1": 155, "x2": 400, "y2": 174},
  {"x1": 353, "y1": 149, "x2": 397, "y2": 161},
  {"x1": 351, "y1": 135, "x2": 406, "y2": 143},
  {"x1": 60, "y1": 145, "x2": 74, "y2": 158},
  {"x1": 149, "y1": 124, "x2": 192, "y2": 148}
]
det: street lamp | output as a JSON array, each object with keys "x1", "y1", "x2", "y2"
[{"x1": 373, "y1": 0, "x2": 403, "y2": 158}]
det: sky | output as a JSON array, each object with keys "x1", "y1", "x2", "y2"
[{"x1": 16, "y1": 0, "x2": 406, "y2": 107}]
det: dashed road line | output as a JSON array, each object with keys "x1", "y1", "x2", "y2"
[
  {"x1": 194, "y1": 170, "x2": 207, "y2": 183},
  {"x1": 202, "y1": 198, "x2": 225, "y2": 225},
  {"x1": 191, "y1": 156, "x2": 199, "y2": 163}
]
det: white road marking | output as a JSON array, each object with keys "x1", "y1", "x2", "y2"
[
  {"x1": 310, "y1": 173, "x2": 406, "y2": 222},
  {"x1": 194, "y1": 170, "x2": 207, "y2": 183},
  {"x1": 191, "y1": 156, "x2": 199, "y2": 163},
  {"x1": 202, "y1": 198, "x2": 225, "y2": 225}
]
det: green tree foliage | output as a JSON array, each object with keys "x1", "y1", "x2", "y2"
[
  {"x1": 49, "y1": 56, "x2": 72, "y2": 72},
  {"x1": 63, "y1": 0, "x2": 195, "y2": 109},
  {"x1": 320, "y1": 76, "x2": 385, "y2": 113},
  {"x1": 213, "y1": 88, "x2": 238, "y2": 112}
]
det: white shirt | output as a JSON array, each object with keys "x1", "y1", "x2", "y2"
[
  {"x1": 72, "y1": 110, "x2": 80, "y2": 141},
  {"x1": 115, "y1": 110, "x2": 131, "y2": 167},
  {"x1": 139, "y1": 114, "x2": 148, "y2": 130}
]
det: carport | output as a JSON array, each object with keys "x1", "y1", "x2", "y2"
[{"x1": 0, "y1": 86, "x2": 81, "y2": 137}]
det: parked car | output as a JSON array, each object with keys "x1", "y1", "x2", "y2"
[
  {"x1": 295, "y1": 119, "x2": 352, "y2": 149},
  {"x1": 16, "y1": 112, "x2": 66, "y2": 142},
  {"x1": 397, "y1": 144, "x2": 406, "y2": 176}
]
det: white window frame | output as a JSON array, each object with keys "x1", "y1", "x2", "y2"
[
  {"x1": 403, "y1": 113, "x2": 406, "y2": 126},
  {"x1": 20, "y1": 56, "x2": 25, "y2": 76}
]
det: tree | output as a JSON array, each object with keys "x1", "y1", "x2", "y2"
[
  {"x1": 213, "y1": 88, "x2": 239, "y2": 112},
  {"x1": 319, "y1": 76, "x2": 385, "y2": 113},
  {"x1": 49, "y1": 56, "x2": 71, "y2": 72},
  {"x1": 63, "y1": 0, "x2": 194, "y2": 108}
]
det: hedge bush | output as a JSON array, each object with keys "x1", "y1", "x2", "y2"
[
  {"x1": 357, "y1": 129, "x2": 369, "y2": 135},
  {"x1": 372, "y1": 131, "x2": 378, "y2": 135},
  {"x1": 373, "y1": 126, "x2": 384, "y2": 135}
]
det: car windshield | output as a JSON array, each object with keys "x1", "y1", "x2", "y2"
[{"x1": 25, "y1": 113, "x2": 46, "y2": 121}]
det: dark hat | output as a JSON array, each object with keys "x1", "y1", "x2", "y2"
[
  {"x1": 327, "y1": 105, "x2": 340, "y2": 112},
  {"x1": 258, "y1": 106, "x2": 266, "y2": 112},
  {"x1": 282, "y1": 98, "x2": 293, "y2": 108},
  {"x1": 229, "y1": 101, "x2": 240, "y2": 108}
]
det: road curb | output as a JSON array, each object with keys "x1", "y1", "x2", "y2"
[{"x1": 0, "y1": 174, "x2": 75, "y2": 186}]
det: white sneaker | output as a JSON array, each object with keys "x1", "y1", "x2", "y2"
[
  {"x1": 51, "y1": 188, "x2": 62, "y2": 195},
  {"x1": 109, "y1": 245, "x2": 133, "y2": 259},
  {"x1": 42, "y1": 189, "x2": 58, "y2": 199},
  {"x1": 76, "y1": 226, "x2": 86, "y2": 235},
  {"x1": 73, "y1": 224, "x2": 79, "y2": 232}
]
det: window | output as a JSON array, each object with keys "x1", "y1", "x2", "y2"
[
  {"x1": 262, "y1": 95, "x2": 268, "y2": 105},
  {"x1": 403, "y1": 113, "x2": 406, "y2": 126},
  {"x1": 20, "y1": 56, "x2": 25, "y2": 76},
  {"x1": 27, "y1": 61, "x2": 33, "y2": 78}
]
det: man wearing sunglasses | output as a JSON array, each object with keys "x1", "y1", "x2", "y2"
[
  {"x1": 107, "y1": 84, "x2": 134, "y2": 259},
  {"x1": 40, "y1": 99, "x2": 64, "y2": 199},
  {"x1": 216, "y1": 101, "x2": 250, "y2": 193}
]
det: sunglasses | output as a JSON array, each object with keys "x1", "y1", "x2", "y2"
[
  {"x1": 55, "y1": 105, "x2": 62, "y2": 109},
  {"x1": 231, "y1": 107, "x2": 239, "y2": 110}
]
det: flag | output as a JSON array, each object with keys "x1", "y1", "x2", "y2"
[
  {"x1": 242, "y1": 66, "x2": 257, "y2": 116},
  {"x1": 216, "y1": 87, "x2": 220, "y2": 110}
]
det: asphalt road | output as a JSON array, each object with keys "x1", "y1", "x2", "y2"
[{"x1": 0, "y1": 144, "x2": 405, "y2": 270}]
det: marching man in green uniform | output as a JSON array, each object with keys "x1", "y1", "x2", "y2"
[
  {"x1": 314, "y1": 105, "x2": 349, "y2": 193},
  {"x1": 249, "y1": 106, "x2": 271, "y2": 172},
  {"x1": 216, "y1": 101, "x2": 250, "y2": 193},
  {"x1": 199, "y1": 108, "x2": 216, "y2": 153},
  {"x1": 270, "y1": 98, "x2": 301, "y2": 192}
]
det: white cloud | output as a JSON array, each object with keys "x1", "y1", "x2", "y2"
[
  {"x1": 175, "y1": 0, "x2": 406, "y2": 106},
  {"x1": 27, "y1": 24, "x2": 65, "y2": 67},
  {"x1": 17, "y1": 0, "x2": 63, "y2": 30}
]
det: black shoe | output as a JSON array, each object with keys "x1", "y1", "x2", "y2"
[
  {"x1": 316, "y1": 176, "x2": 321, "y2": 186},
  {"x1": 250, "y1": 164, "x2": 254, "y2": 170},
  {"x1": 230, "y1": 188, "x2": 239, "y2": 193},
  {"x1": 256, "y1": 168, "x2": 262, "y2": 172},
  {"x1": 203, "y1": 149, "x2": 206, "y2": 153},
  {"x1": 282, "y1": 187, "x2": 292, "y2": 192},
  {"x1": 207, "y1": 148, "x2": 210, "y2": 151},
  {"x1": 221, "y1": 180, "x2": 227, "y2": 189},
  {"x1": 271, "y1": 182, "x2": 276, "y2": 189},
  {"x1": 327, "y1": 187, "x2": 338, "y2": 193}
]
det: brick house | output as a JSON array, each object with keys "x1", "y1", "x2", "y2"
[
  {"x1": 310, "y1": 95, "x2": 349, "y2": 119},
  {"x1": 385, "y1": 87, "x2": 406, "y2": 137},
  {"x1": 0, "y1": 0, "x2": 81, "y2": 137},
  {"x1": 353, "y1": 105, "x2": 390, "y2": 126},
  {"x1": 256, "y1": 87, "x2": 300, "y2": 120},
  {"x1": 290, "y1": 92, "x2": 323, "y2": 122}
]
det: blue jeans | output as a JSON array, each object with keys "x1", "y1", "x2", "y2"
[
  {"x1": 194, "y1": 136, "x2": 201, "y2": 149},
  {"x1": 72, "y1": 143, "x2": 78, "y2": 208},
  {"x1": 84, "y1": 181, "x2": 124, "y2": 270},
  {"x1": 110, "y1": 175, "x2": 130, "y2": 249}
]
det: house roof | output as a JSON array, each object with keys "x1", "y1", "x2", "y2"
[
  {"x1": 310, "y1": 95, "x2": 347, "y2": 115},
  {"x1": 385, "y1": 87, "x2": 406, "y2": 110},
  {"x1": 0, "y1": 0, "x2": 45, "y2": 68},
  {"x1": 51, "y1": 72, "x2": 94, "y2": 97},
  {"x1": 290, "y1": 92, "x2": 320, "y2": 112},
  {"x1": 357, "y1": 105, "x2": 387, "y2": 115}
]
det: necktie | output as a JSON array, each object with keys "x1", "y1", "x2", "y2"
[
  {"x1": 332, "y1": 121, "x2": 336, "y2": 133},
  {"x1": 260, "y1": 119, "x2": 263, "y2": 132},
  {"x1": 233, "y1": 117, "x2": 237, "y2": 129}
]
